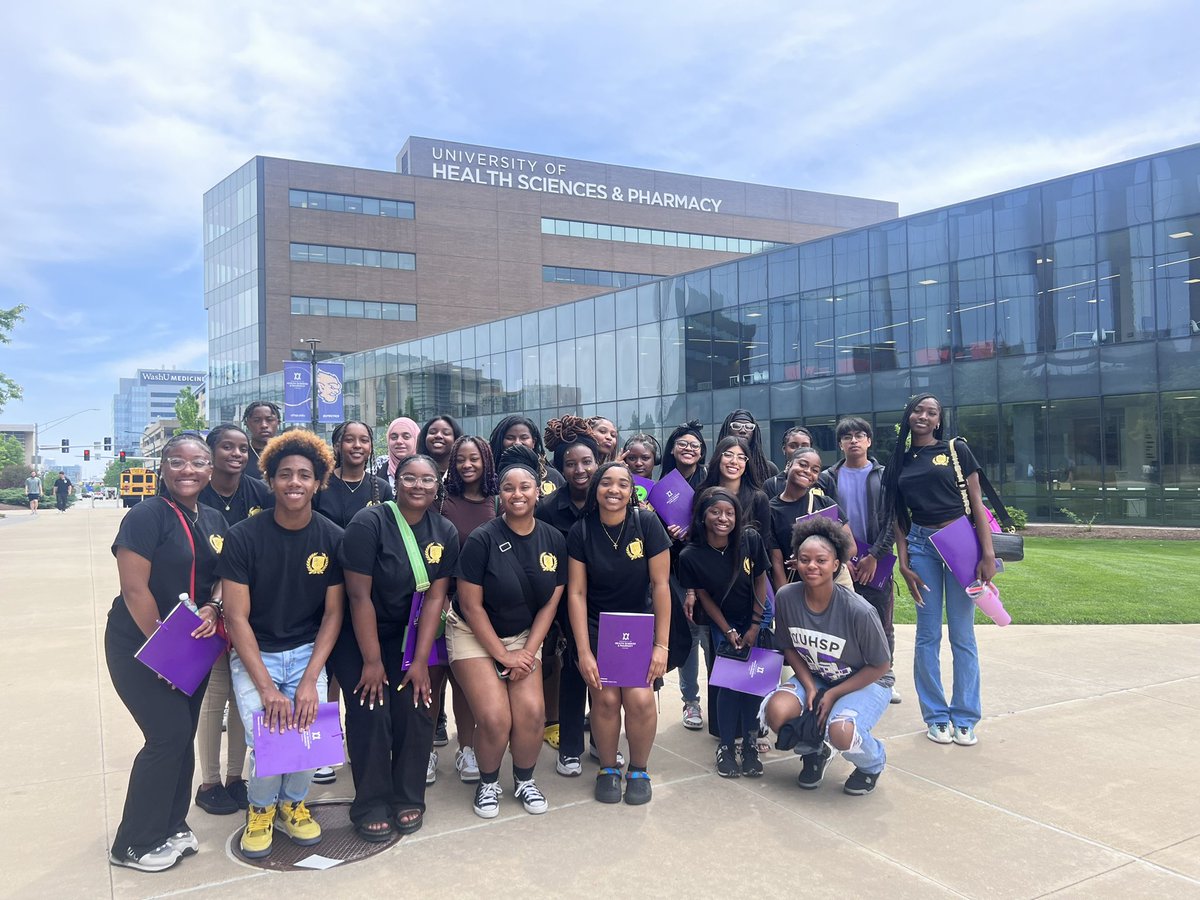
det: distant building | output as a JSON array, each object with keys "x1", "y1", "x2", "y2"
[
  {"x1": 0, "y1": 423, "x2": 36, "y2": 467},
  {"x1": 140, "y1": 419, "x2": 181, "y2": 459},
  {"x1": 113, "y1": 369, "x2": 205, "y2": 453}
]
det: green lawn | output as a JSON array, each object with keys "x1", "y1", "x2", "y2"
[{"x1": 892, "y1": 537, "x2": 1200, "y2": 625}]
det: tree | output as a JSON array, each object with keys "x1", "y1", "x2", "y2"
[
  {"x1": 103, "y1": 457, "x2": 141, "y2": 487},
  {"x1": 0, "y1": 434, "x2": 24, "y2": 469},
  {"x1": 175, "y1": 387, "x2": 206, "y2": 431},
  {"x1": 0, "y1": 305, "x2": 26, "y2": 414},
  {"x1": 0, "y1": 463, "x2": 30, "y2": 488}
]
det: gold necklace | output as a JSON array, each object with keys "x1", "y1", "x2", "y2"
[
  {"x1": 211, "y1": 483, "x2": 238, "y2": 512},
  {"x1": 338, "y1": 470, "x2": 365, "y2": 494},
  {"x1": 600, "y1": 516, "x2": 626, "y2": 551}
]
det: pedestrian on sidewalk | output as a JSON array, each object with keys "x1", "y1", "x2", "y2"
[
  {"x1": 53, "y1": 471, "x2": 73, "y2": 512},
  {"x1": 105, "y1": 434, "x2": 227, "y2": 872},
  {"x1": 25, "y1": 469, "x2": 41, "y2": 514}
]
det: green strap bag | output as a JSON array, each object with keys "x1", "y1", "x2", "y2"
[{"x1": 385, "y1": 501, "x2": 430, "y2": 591}]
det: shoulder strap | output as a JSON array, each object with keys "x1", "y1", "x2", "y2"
[
  {"x1": 949, "y1": 439, "x2": 1016, "y2": 531},
  {"x1": 494, "y1": 524, "x2": 542, "y2": 619},
  {"x1": 164, "y1": 500, "x2": 197, "y2": 604},
  {"x1": 385, "y1": 501, "x2": 431, "y2": 591}
]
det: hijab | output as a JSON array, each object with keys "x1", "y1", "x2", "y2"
[{"x1": 386, "y1": 417, "x2": 420, "y2": 478}]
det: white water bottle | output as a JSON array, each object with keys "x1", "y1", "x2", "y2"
[{"x1": 179, "y1": 592, "x2": 199, "y2": 615}]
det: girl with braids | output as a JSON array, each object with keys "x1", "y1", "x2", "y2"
[
  {"x1": 376, "y1": 417, "x2": 420, "y2": 491},
  {"x1": 567, "y1": 460, "x2": 672, "y2": 805},
  {"x1": 718, "y1": 408, "x2": 777, "y2": 486},
  {"x1": 241, "y1": 401, "x2": 281, "y2": 480},
  {"x1": 622, "y1": 433, "x2": 660, "y2": 480},
  {"x1": 762, "y1": 425, "x2": 814, "y2": 498},
  {"x1": 314, "y1": 421, "x2": 393, "y2": 529},
  {"x1": 106, "y1": 433, "x2": 227, "y2": 871},
  {"x1": 329, "y1": 454, "x2": 459, "y2": 839},
  {"x1": 767, "y1": 447, "x2": 853, "y2": 591},
  {"x1": 489, "y1": 414, "x2": 565, "y2": 497},
  {"x1": 585, "y1": 415, "x2": 619, "y2": 463},
  {"x1": 433, "y1": 435, "x2": 499, "y2": 785},
  {"x1": 678, "y1": 488, "x2": 771, "y2": 778},
  {"x1": 194, "y1": 424, "x2": 273, "y2": 817},
  {"x1": 417, "y1": 414, "x2": 463, "y2": 478},
  {"x1": 884, "y1": 393, "x2": 995, "y2": 747}
]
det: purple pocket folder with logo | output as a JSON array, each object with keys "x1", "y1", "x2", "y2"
[
  {"x1": 710, "y1": 647, "x2": 785, "y2": 696},
  {"x1": 851, "y1": 541, "x2": 897, "y2": 590},
  {"x1": 402, "y1": 591, "x2": 447, "y2": 670},
  {"x1": 597, "y1": 612, "x2": 654, "y2": 687},
  {"x1": 134, "y1": 601, "x2": 226, "y2": 696},
  {"x1": 929, "y1": 516, "x2": 986, "y2": 590},
  {"x1": 647, "y1": 469, "x2": 694, "y2": 533},
  {"x1": 253, "y1": 701, "x2": 345, "y2": 778},
  {"x1": 794, "y1": 503, "x2": 841, "y2": 526}
]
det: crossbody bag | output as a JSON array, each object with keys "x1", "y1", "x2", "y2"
[{"x1": 948, "y1": 440, "x2": 1024, "y2": 562}]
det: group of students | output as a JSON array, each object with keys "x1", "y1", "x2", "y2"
[{"x1": 105, "y1": 392, "x2": 999, "y2": 873}]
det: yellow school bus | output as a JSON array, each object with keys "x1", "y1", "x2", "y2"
[{"x1": 119, "y1": 468, "x2": 157, "y2": 507}]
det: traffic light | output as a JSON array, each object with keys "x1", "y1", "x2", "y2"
[
  {"x1": 103, "y1": 437, "x2": 113, "y2": 452},
  {"x1": 119, "y1": 451, "x2": 126, "y2": 462},
  {"x1": 84, "y1": 450, "x2": 90, "y2": 461},
  {"x1": 61, "y1": 439, "x2": 69, "y2": 453}
]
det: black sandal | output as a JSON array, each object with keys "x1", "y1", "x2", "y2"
[
  {"x1": 356, "y1": 819, "x2": 394, "y2": 843},
  {"x1": 394, "y1": 808, "x2": 424, "y2": 835}
]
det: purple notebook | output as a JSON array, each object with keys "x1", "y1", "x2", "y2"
[
  {"x1": 795, "y1": 502, "x2": 841, "y2": 525},
  {"x1": 929, "y1": 516, "x2": 983, "y2": 590},
  {"x1": 597, "y1": 612, "x2": 654, "y2": 687},
  {"x1": 401, "y1": 591, "x2": 447, "y2": 670},
  {"x1": 253, "y1": 701, "x2": 345, "y2": 778},
  {"x1": 646, "y1": 469, "x2": 695, "y2": 533},
  {"x1": 134, "y1": 601, "x2": 227, "y2": 696},
  {"x1": 632, "y1": 475, "x2": 655, "y2": 505},
  {"x1": 852, "y1": 541, "x2": 897, "y2": 590},
  {"x1": 710, "y1": 647, "x2": 785, "y2": 697}
]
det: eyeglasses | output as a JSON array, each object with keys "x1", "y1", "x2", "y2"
[
  {"x1": 164, "y1": 457, "x2": 212, "y2": 471},
  {"x1": 721, "y1": 451, "x2": 749, "y2": 463},
  {"x1": 839, "y1": 431, "x2": 870, "y2": 443},
  {"x1": 728, "y1": 421, "x2": 756, "y2": 434},
  {"x1": 399, "y1": 474, "x2": 440, "y2": 487},
  {"x1": 675, "y1": 440, "x2": 702, "y2": 452}
]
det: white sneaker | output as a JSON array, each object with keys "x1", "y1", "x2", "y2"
[
  {"x1": 890, "y1": 686, "x2": 902, "y2": 704},
  {"x1": 514, "y1": 778, "x2": 548, "y2": 814},
  {"x1": 109, "y1": 842, "x2": 181, "y2": 872},
  {"x1": 455, "y1": 746, "x2": 480, "y2": 783},
  {"x1": 426, "y1": 750, "x2": 439, "y2": 785},
  {"x1": 473, "y1": 780, "x2": 502, "y2": 818},
  {"x1": 588, "y1": 742, "x2": 624, "y2": 767},
  {"x1": 556, "y1": 754, "x2": 582, "y2": 777},
  {"x1": 166, "y1": 830, "x2": 199, "y2": 857},
  {"x1": 312, "y1": 766, "x2": 336, "y2": 784},
  {"x1": 926, "y1": 723, "x2": 953, "y2": 744}
]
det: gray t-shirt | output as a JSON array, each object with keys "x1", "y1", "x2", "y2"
[
  {"x1": 773, "y1": 582, "x2": 894, "y2": 688},
  {"x1": 25, "y1": 477, "x2": 41, "y2": 495}
]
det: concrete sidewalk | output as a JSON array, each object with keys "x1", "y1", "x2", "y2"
[{"x1": 1, "y1": 506, "x2": 1197, "y2": 899}]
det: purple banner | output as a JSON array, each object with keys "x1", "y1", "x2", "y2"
[
  {"x1": 282, "y1": 361, "x2": 345, "y2": 424},
  {"x1": 316, "y1": 362, "x2": 345, "y2": 424}
]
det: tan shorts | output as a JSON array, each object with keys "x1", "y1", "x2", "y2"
[{"x1": 445, "y1": 608, "x2": 541, "y2": 663}]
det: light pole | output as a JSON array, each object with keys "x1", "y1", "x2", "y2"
[
  {"x1": 35, "y1": 407, "x2": 100, "y2": 472},
  {"x1": 300, "y1": 338, "x2": 320, "y2": 431}
]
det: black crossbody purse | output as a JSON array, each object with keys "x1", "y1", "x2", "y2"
[{"x1": 949, "y1": 439, "x2": 1024, "y2": 563}]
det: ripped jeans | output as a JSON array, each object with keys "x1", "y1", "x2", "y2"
[{"x1": 763, "y1": 675, "x2": 890, "y2": 775}]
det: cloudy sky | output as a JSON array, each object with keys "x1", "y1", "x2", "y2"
[{"x1": 3, "y1": 0, "x2": 1197, "y2": 474}]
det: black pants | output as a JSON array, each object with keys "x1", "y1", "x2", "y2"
[
  {"x1": 55, "y1": 493, "x2": 68, "y2": 511},
  {"x1": 716, "y1": 687, "x2": 762, "y2": 747},
  {"x1": 855, "y1": 582, "x2": 896, "y2": 659},
  {"x1": 329, "y1": 628, "x2": 434, "y2": 825},
  {"x1": 105, "y1": 618, "x2": 207, "y2": 856},
  {"x1": 559, "y1": 644, "x2": 588, "y2": 758}
]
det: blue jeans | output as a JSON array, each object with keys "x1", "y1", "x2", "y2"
[
  {"x1": 906, "y1": 523, "x2": 981, "y2": 728},
  {"x1": 679, "y1": 619, "x2": 708, "y2": 704},
  {"x1": 230, "y1": 645, "x2": 329, "y2": 809},
  {"x1": 772, "y1": 676, "x2": 890, "y2": 774}
]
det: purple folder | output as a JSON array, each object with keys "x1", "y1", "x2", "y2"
[
  {"x1": 795, "y1": 502, "x2": 841, "y2": 525},
  {"x1": 134, "y1": 601, "x2": 226, "y2": 696},
  {"x1": 632, "y1": 475, "x2": 656, "y2": 505},
  {"x1": 710, "y1": 647, "x2": 785, "y2": 697},
  {"x1": 401, "y1": 591, "x2": 447, "y2": 670},
  {"x1": 646, "y1": 469, "x2": 695, "y2": 533},
  {"x1": 252, "y1": 701, "x2": 345, "y2": 778},
  {"x1": 929, "y1": 515, "x2": 984, "y2": 590},
  {"x1": 597, "y1": 612, "x2": 654, "y2": 687},
  {"x1": 852, "y1": 541, "x2": 897, "y2": 590}
]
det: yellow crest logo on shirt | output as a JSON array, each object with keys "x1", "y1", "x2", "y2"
[
  {"x1": 306, "y1": 552, "x2": 330, "y2": 575},
  {"x1": 811, "y1": 486, "x2": 825, "y2": 496},
  {"x1": 248, "y1": 506, "x2": 262, "y2": 517},
  {"x1": 209, "y1": 534, "x2": 224, "y2": 554},
  {"x1": 425, "y1": 542, "x2": 444, "y2": 565},
  {"x1": 626, "y1": 538, "x2": 644, "y2": 561},
  {"x1": 932, "y1": 454, "x2": 950, "y2": 467},
  {"x1": 743, "y1": 556, "x2": 752, "y2": 575},
  {"x1": 539, "y1": 552, "x2": 558, "y2": 573},
  {"x1": 541, "y1": 481, "x2": 556, "y2": 496}
]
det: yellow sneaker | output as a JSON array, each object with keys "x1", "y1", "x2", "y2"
[
  {"x1": 240, "y1": 805, "x2": 276, "y2": 858},
  {"x1": 543, "y1": 724, "x2": 560, "y2": 750},
  {"x1": 278, "y1": 800, "x2": 322, "y2": 845}
]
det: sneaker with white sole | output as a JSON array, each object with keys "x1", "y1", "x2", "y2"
[
  {"x1": 843, "y1": 767, "x2": 881, "y2": 795},
  {"x1": 926, "y1": 722, "x2": 953, "y2": 744},
  {"x1": 682, "y1": 702, "x2": 703, "y2": 730},
  {"x1": 588, "y1": 741, "x2": 624, "y2": 767},
  {"x1": 312, "y1": 766, "x2": 336, "y2": 784},
  {"x1": 952, "y1": 725, "x2": 978, "y2": 746},
  {"x1": 426, "y1": 750, "x2": 439, "y2": 785},
  {"x1": 889, "y1": 686, "x2": 902, "y2": 704},
  {"x1": 109, "y1": 842, "x2": 181, "y2": 872},
  {"x1": 514, "y1": 778, "x2": 548, "y2": 814},
  {"x1": 796, "y1": 742, "x2": 833, "y2": 790},
  {"x1": 456, "y1": 746, "x2": 481, "y2": 782},
  {"x1": 166, "y1": 830, "x2": 199, "y2": 857},
  {"x1": 556, "y1": 753, "x2": 582, "y2": 777},
  {"x1": 473, "y1": 780, "x2": 502, "y2": 818}
]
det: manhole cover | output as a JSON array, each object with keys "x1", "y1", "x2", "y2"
[{"x1": 228, "y1": 799, "x2": 401, "y2": 871}]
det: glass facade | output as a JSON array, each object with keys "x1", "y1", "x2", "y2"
[
  {"x1": 542, "y1": 266, "x2": 658, "y2": 288},
  {"x1": 211, "y1": 145, "x2": 1200, "y2": 524}
]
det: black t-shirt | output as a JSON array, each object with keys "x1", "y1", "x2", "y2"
[
  {"x1": 244, "y1": 449, "x2": 265, "y2": 481},
  {"x1": 218, "y1": 511, "x2": 345, "y2": 652},
  {"x1": 567, "y1": 508, "x2": 672, "y2": 625},
  {"x1": 313, "y1": 474, "x2": 393, "y2": 529},
  {"x1": 109, "y1": 497, "x2": 228, "y2": 638},
  {"x1": 762, "y1": 472, "x2": 786, "y2": 498},
  {"x1": 540, "y1": 465, "x2": 566, "y2": 498},
  {"x1": 768, "y1": 490, "x2": 844, "y2": 555},
  {"x1": 897, "y1": 439, "x2": 980, "y2": 527},
  {"x1": 54, "y1": 477, "x2": 72, "y2": 496},
  {"x1": 339, "y1": 505, "x2": 460, "y2": 638},
  {"x1": 455, "y1": 517, "x2": 568, "y2": 637},
  {"x1": 677, "y1": 529, "x2": 770, "y2": 627},
  {"x1": 535, "y1": 487, "x2": 588, "y2": 537},
  {"x1": 199, "y1": 477, "x2": 274, "y2": 527}
]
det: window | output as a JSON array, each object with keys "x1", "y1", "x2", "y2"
[
  {"x1": 290, "y1": 190, "x2": 414, "y2": 219},
  {"x1": 541, "y1": 265, "x2": 658, "y2": 287},
  {"x1": 289, "y1": 296, "x2": 416, "y2": 321},
  {"x1": 289, "y1": 243, "x2": 414, "y2": 270},
  {"x1": 539, "y1": 218, "x2": 782, "y2": 254}
]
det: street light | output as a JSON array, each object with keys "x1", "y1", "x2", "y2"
[
  {"x1": 300, "y1": 338, "x2": 320, "y2": 430},
  {"x1": 35, "y1": 407, "x2": 100, "y2": 471}
]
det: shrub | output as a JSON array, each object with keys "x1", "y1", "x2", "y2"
[{"x1": 1005, "y1": 505, "x2": 1028, "y2": 530}]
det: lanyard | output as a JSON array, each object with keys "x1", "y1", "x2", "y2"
[{"x1": 165, "y1": 500, "x2": 197, "y2": 604}]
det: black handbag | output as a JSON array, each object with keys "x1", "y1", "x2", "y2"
[{"x1": 949, "y1": 439, "x2": 1025, "y2": 563}]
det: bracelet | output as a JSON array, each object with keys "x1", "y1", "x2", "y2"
[
  {"x1": 725, "y1": 628, "x2": 736, "y2": 635},
  {"x1": 653, "y1": 642, "x2": 668, "y2": 651},
  {"x1": 206, "y1": 598, "x2": 224, "y2": 615}
]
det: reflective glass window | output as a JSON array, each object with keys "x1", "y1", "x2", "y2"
[
  {"x1": 594, "y1": 331, "x2": 616, "y2": 402},
  {"x1": 909, "y1": 267, "x2": 950, "y2": 367},
  {"x1": 995, "y1": 249, "x2": 1040, "y2": 355},
  {"x1": 616, "y1": 326, "x2": 638, "y2": 399},
  {"x1": 907, "y1": 209, "x2": 948, "y2": 269},
  {"x1": 951, "y1": 256, "x2": 995, "y2": 359},
  {"x1": 738, "y1": 255, "x2": 768, "y2": 304},
  {"x1": 868, "y1": 220, "x2": 907, "y2": 275},
  {"x1": 833, "y1": 231, "x2": 869, "y2": 284},
  {"x1": 291, "y1": 296, "x2": 308, "y2": 314},
  {"x1": 767, "y1": 247, "x2": 799, "y2": 298},
  {"x1": 685, "y1": 312, "x2": 713, "y2": 392},
  {"x1": 346, "y1": 300, "x2": 364, "y2": 318},
  {"x1": 994, "y1": 188, "x2": 1042, "y2": 252},
  {"x1": 869, "y1": 275, "x2": 908, "y2": 371},
  {"x1": 1152, "y1": 147, "x2": 1200, "y2": 219},
  {"x1": 801, "y1": 290, "x2": 835, "y2": 377},
  {"x1": 1095, "y1": 160, "x2": 1152, "y2": 230},
  {"x1": 948, "y1": 199, "x2": 993, "y2": 259}
]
